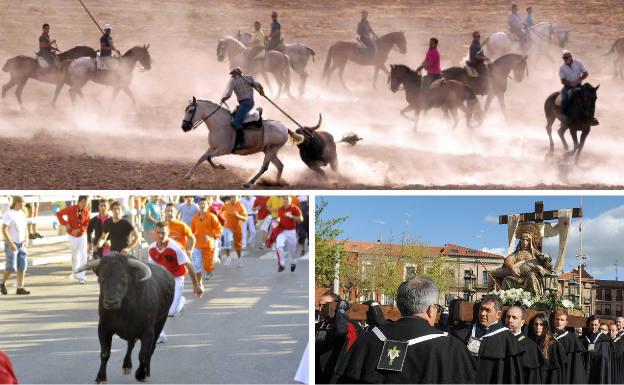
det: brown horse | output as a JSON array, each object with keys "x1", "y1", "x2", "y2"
[
  {"x1": 322, "y1": 31, "x2": 407, "y2": 90},
  {"x1": 2, "y1": 46, "x2": 96, "y2": 107},
  {"x1": 389, "y1": 64, "x2": 482, "y2": 130},
  {"x1": 606, "y1": 37, "x2": 624, "y2": 79}
]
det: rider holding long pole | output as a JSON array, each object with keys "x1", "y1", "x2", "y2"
[{"x1": 98, "y1": 24, "x2": 120, "y2": 71}]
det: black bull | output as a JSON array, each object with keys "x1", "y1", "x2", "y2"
[
  {"x1": 76, "y1": 253, "x2": 174, "y2": 383},
  {"x1": 295, "y1": 115, "x2": 339, "y2": 176}
]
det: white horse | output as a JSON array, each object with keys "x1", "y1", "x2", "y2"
[
  {"x1": 237, "y1": 32, "x2": 315, "y2": 96},
  {"x1": 217, "y1": 37, "x2": 293, "y2": 98},
  {"x1": 180, "y1": 97, "x2": 305, "y2": 187},
  {"x1": 484, "y1": 22, "x2": 569, "y2": 63}
]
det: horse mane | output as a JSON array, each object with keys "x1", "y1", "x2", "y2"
[{"x1": 392, "y1": 63, "x2": 417, "y2": 75}]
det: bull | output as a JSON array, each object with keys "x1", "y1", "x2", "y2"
[
  {"x1": 295, "y1": 115, "x2": 339, "y2": 176},
  {"x1": 75, "y1": 253, "x2": 174, "y2": 383}
]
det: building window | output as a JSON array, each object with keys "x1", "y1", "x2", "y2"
[
  {"x1": 606, "y1": 290, "x2": 612, "y2": 301},
  {"x1": 617, "y1": 290, "x2": 623, "y2": 302},
  {"x1": 616, "y1": 305, "x2": 622, "y2": 317},
  {"x1": 596, "y1": 308, "x2": 603, "y2": 315},
  {"x1": 605, "y1": 307, "x2": 612, "y2": 315},
  {"x1": 482, "y1": 271, "x2": 489, "y2": 288},
  {"x1": 596, "y1": 289, "x2": 603, "y2": 300}
]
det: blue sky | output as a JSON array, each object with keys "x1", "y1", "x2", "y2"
[{"x1": 317, "y1": 195, "x2": 624, "y2": 280}]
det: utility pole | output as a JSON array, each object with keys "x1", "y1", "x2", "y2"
[{"x1": 616, "y1": 261, "x2": 619, "y2": 281}]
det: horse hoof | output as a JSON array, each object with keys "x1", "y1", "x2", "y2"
[
  {"x1": 241, "y1": 182, "x2": 251, "y2": 189},
  {"x1": 217, "y1": 164, "x2": 226, "y2": 170},
  {"x1": 183, "y1": 174, "x2": 192, "y2": 181}
]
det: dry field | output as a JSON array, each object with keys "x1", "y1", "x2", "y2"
[{"x1": 1, "y1": 0, "x2": 623, "y2": 189}]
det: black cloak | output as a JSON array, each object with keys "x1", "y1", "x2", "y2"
[
  {"x1": 342, "y1": 316, "x2": 476, "y2": 383},
  {"x1": 452, "y1": 321, "x2": 525, "y2": 384},
  {"x1": 554, "y1": 329, "x2": 588, "y2": 384},
  {"x1": 581, "y1": 331, "x2": 612, "y2": 384},
  {"x1": 316, "y1": 311, "x2": 363, "y2": 384},
  {"x1": 612, "y1": 332, "x2": 624, "y2": 385},
  {"x1": 516, "y1": 333, "x2": 545, "y2": 384}
]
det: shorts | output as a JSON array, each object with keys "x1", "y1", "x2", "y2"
[
  {"x1": 222, "y1": 228, "x2": 243, "y2": 251},
  {"x1": 4, "y1": 242, "x2": 27, "y2": 273},
  {"x1": 260, "y1": 216, "x2": 275, "y2": 233},
  {"x1": 192, "y1": 248, "x2": 204, "y2": 273}
]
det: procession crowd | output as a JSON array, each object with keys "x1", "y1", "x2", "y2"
[{"x1": 316, "y1": 278, "x2": 624, "y2": 384}]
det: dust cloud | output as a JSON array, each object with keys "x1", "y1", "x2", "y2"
[{"x1": 0, "y1": 0, "x2": 623, "y2": 188}]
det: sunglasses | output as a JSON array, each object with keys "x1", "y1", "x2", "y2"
[{"x1": 562, "y1": 56, "x2": 571, "y2": 60}]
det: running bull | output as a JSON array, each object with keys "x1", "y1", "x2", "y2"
[
  {"x1": 75, "y1": 253, "x2": 174, "y2": 383},
  {"x1": 295, "y1": 115, "x2": 339, "y2": 176}
]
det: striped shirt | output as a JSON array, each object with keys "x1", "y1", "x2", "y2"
[{"x1": 223, "y1": 75, "x2": 260, "y2": 102}]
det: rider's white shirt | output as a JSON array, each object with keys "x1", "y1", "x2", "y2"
[{"x1": 559, "y1": 59, "x2": 587, "y2": 82}]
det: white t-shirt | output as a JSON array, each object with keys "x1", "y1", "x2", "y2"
[
  {"x1": 241, "y1": 197, "x2": 256, "y2": 215},
  {"x1": 2, "y1": 208, "x2": 28, "y2": 243}
]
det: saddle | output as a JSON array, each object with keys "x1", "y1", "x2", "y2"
[
  {"x1": 464, "y1": 63, "x2": 479, "y2": 77},
  {"x1": 36, "y1": 55, "x2": 59, "y2": 69},
  {"x1": 555, "y1": 88, "x2": 575, "y2": 106},
  {"x1": 429, "y1": 78, "x2": 446, "y2": 88},
  {"x1": 231, "y1": 106, "x2": 263, "y2": 129},
  {"x1": 95, "y1": 54, "x2": 119, "y2": 71}
]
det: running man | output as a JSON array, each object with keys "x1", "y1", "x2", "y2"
[
  {"x1": 220, "y1": 196, "x2": 248, "y2": 267},
  {"x1": 253, "y1": 196, "x2": 270, "y2": 249},
  {"x1": 56, "y1": 196, "x2": 91, "y2": 284},
  {"x1": 241, "y1": 196, "x2": 256, "y2": 249},
  {"x1": 164, "y1": 203, "x2": 197, "y2": 284},
  {"x1": 177, "y1": 196, "x2": 199, "y2": 227},
  {"x1": 276, "y1": 196, "x2": 303, "y2": 272},
  {"x1": 148, "y1": 222, "x2": 203, "y2": 343},
  {"x1": 98, "y1": 201, "x2": 139, "y2": 254},
  {"x1": 191, "y1": 198, "x2": 222, "y2": 281}
]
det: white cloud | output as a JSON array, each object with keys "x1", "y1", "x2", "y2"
[
  {"x1": 476, "y1": 229, "x2": 485, "y2": 239},
  {"x1": 481, "y1": 247, "x2": 506, "y2": 256},
  {"x1": 484, "y1": 215, "x2": 499, "y2": 224},
  {"x1": 543, "y1": 204, "x2": 624, "y2": 280}
]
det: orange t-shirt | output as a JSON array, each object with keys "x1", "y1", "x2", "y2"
[
  {"x1": 278, "y1": 205, "x2": 303, "y2": 230},
  {"x1": 191, "y1": 212, "x2": 222, "y2": 248},
  {"x1": 168, "y1": 219, "x2": 194, "y2": 250},
  {"x1": 220, "y1": 201, "x2": 248, "y2": 232},
  {"x1": 292, "y1": 196, "x2": 301, "y2": 208}
]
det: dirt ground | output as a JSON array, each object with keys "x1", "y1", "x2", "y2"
[{"x1": 1, "y1": 0, "x2": 623, "y2": 189}]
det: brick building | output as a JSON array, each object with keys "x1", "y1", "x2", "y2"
[
  {"x1": 557, "y1": 268, "x2": 596, "y2": 316},
  {"x1": 594, "y1": 279, "x2": 624, "y2": 317}
]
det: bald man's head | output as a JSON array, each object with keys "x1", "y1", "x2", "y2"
[{"x1": 505, "y1": 306, "x2": 525, "y2": 334}]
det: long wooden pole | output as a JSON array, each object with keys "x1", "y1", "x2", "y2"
[
  {"x1": 479, "y1": 259, "x2": 501, "y2": 291},
  {"x1": 77, "y1": 0, "x2": 105, "y2": 35}
]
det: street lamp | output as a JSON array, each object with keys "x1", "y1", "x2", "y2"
[{"x1": 463, "y1": 270, "x2": 477, "y2": 302}]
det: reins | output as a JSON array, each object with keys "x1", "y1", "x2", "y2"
[{"x1": 190, "y1": 100, "x2": 229, "y2": 131}]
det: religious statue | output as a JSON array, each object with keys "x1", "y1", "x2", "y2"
[{"x1": 490, "y1": 223, "x2": 553, "y2": 297}]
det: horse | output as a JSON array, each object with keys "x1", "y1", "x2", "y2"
[
  {"x1": 55, "y1": 45, "x2": 152, "y2": 106},
  {"x1": 236, "y1": 32, "x2": 315, "y2": 96},
  {"x1": 441, "y1": 53, "x2": 528, "y2": 119},
  {"x1": 180, "y1": 97, "x2": 306, "y2": 187},
  {"x1": 484, "y1": 22, "x2": 568, "y2": 63},
  {"x1": 389, "y1": 64, "x2": 482, "y2": 130},
  {"x1": 322, "y1": 31, "x2": 407, "y2": 90},
  {"x1": 217, "y1": 37, "x2": 292, "y2": 98},
  {"x1": 544, "y1": 83, "x2": 599, "y2": 163},
  {"x1": 606, "y1": 37, "x2": 624, "y2": 79},
  {"x1": 2, "y1": 46, "x2": 96, "y2": 107}
]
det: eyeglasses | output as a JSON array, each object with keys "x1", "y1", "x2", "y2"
[{"x1": 434, "y1": 304, "x2": 444, "y2": 314}]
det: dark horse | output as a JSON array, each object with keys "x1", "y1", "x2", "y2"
[
  {"x1": 389, "y1": 64, "x2": 482, "y2": 130},
  {"x1": 2, "y1": 46, "x2": 96, "y2": 107},
  {"x1": 544, "y1": 83, "x2": 599, "y2": 163},
  {"x1": 322, "y1": 31, "x2": 407, "y2": 90},
  {"x1": 441, "y1": 53, "x2": 528, "y2": 118}
]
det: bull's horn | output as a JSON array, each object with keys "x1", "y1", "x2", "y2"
[
  {"x1": 309, "y1": 114, "x2": 322, "y2": 131},
  {"x1": 75, "y1": 259, "x2": 101, "y2": 273},
  {"x1": 127, "y1": 258, "x2": 152, "y2": 282}
]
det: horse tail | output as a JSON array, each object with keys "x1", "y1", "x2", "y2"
[
  {"x1": 307, "y1": 46, "x2": 316, "y2": 62},
  {"x1": 2, "y1": 58, "x2": 10, "y2": 72},
  {"x1": 287, "y1": 128, "x2": 304, "y2": 144},
  {"x1": 322, "y1": 45, "x2": 334, "y2": 79},
  {"x1": 605, "y1": 38, "x2": 622, "y2": 55}
]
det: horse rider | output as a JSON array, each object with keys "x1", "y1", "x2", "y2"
[
  {"x1": 559, "y1": 50, "x2": 599, "y2": 126},
  {"x1": 38, "y1": 23, "x2": 60, "y2": 69},
  {"x1": 246, "y1": 21, "x2": 266, "y2": 66},
  {"x1": 267, "y1": 11, "x2": 282, "y2": 51},
  {"x1": 98, "y1": 24, "x2": 120, "y2": 71},
  {"x1": 221, "y1": 67, "x2": 266, "y2": 150},
  {"x1": 357, "y1": 10, "x2": 378, "y2": 57},
  {"x1": 467, "y1": 31, "x2": 488, "y2": 76},
  {"x1": 508, "y1": 4, "x2": 528, "y2": 49},
  {"x1": 523, "y1": 6, "x2": 534, "y2": 29},
  {"x1": 416, "y1": 37, "x2": 442, "y2": 89}
]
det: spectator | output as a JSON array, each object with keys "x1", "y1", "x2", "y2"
[
  {"x1": 87, "y1": 199, "x2": 112, "y2": 259},
  {"x1": 25, "y1": 199, "x2": 43, "y2": 240},
  {"x1": 142, "y1": 196, "x2": 162, "y2": 245},
  {"x1": 1, "y1": 196, "x2": 30, "y2": 295},
  {"x1": 56, "y1": 196, "x2": 90, "y2": 284}
]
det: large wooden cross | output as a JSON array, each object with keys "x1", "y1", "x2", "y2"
[{"x1": 498, "y1": 200, "x2": 582, "y2": 251}]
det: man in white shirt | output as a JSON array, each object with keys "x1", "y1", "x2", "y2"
[
  {"x1": 559, "y1": 50, "x2": 599, "y2": 125},
  {"x1": 1, "y1": 196, "x2": 30, "y2": 295},
  {"x1": 241, "y1": 196, "x2": 256, "y2": 249}
]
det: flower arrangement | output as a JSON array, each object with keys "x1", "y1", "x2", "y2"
[{"x1": 487, "y1": 288, "x2": 580, "y2": 310}]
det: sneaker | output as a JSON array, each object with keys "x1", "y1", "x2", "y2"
[
  {"x1": 156, "y1": 334, "x2": 168, "y2": 344},
  {"x1": 79, "y1": 279, "x2": 86, "y2": 284},
  {"x1": 0, "y1": 282, "x2": 7, "y2": 295},
  {"x1": 205, "y1": 272, "x2": 214, "y2": 280},
  {"x1": 225, "y1": 256, "x2": 232, "y2": 267},
  {"x1": 290, "y1": 264, "x2": 296, "y2": 272},
  {"x1": 16, "y1": 287, "x2": 30, "y2": 295},
  {"x1": 237, "y1": 259, "x2": 243, "y2": 268},
  {"x1": 29, "y1": 233, "x2": 36, "y2": 240},
  {"x1": 34, "y1": 232, "x2": 44, "y2": 239},
  {"x1": 278, "y1": 265, "x2": 285, "y2": 272}
]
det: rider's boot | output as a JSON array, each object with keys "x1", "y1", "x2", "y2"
[{"x1": 234, "y1": 128, "x2": 246, "y2": 150}]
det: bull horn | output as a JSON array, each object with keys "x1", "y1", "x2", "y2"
[
  {"x1": 127, "y1": 258, "x2": 152, "y2": 282},
  {"x1": 75, "y1": 259, "x2": 101, "y2": 273},
  {"x1": 309, "y1": 114, "x2": 322, "y2": 131}
]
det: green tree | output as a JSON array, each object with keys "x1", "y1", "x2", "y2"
[
  {"x1": 315, "y1": 199, "x2": 349, "y2": 288},
  {"x1": 424, "y1": 254, "x2": 455, "y2": 295}
]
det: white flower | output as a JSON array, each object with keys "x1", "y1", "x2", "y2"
[{"x1": 561, "y1": 299, "x2": 574, "y2": 309}]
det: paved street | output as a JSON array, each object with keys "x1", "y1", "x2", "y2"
[{"x1": 0, "y1": 242, "x2": 309, "y2": 384}]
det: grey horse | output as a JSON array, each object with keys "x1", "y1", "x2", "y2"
[
  {"x1": 181, "y1": 97, "x2": 305, "y2": 187},
  {"x1": 217, "y1": 37, "x2": 293, "y2": 98}
]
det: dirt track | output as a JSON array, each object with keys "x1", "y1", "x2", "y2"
[{"x1": 1, "y1": 0, "x2": 623, "y2": 189}]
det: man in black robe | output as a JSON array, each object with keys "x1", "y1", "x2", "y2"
[
  {"x1": 452, "y1": 294, "x2": 524, "y2": 384},
  {"x1": 342, "y1": 277, "x2": 476, "y2": 383},
  {"x1": 551, "y1": 309, "x2": 588, "y2": 383},
  {"x1": 315, "y1": 291, "x2": 362, "y2": 384},
  {"x1": 612, "y1": 316, "x2": 624, "y2": 384},
  {"x1": 362, "y1": 300, "x2": 387, "y2": 331},
  {"x1": 581, "y1": 315, "x2": 611, "y2": 384},
  {"x1": 505, "y1": 306, "x2": 544, "y2": 383}
]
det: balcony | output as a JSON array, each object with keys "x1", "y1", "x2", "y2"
[{"x1": 584, "y1": 299, "x2": 592, "y2": 305}]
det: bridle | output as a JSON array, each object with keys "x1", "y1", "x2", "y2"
[
  {"x1": 572, "y1": 88, "x2": 595, "y2": 120},
  {"x1": 183, "y1": 99, "x2": 229, "y2": 132}
]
